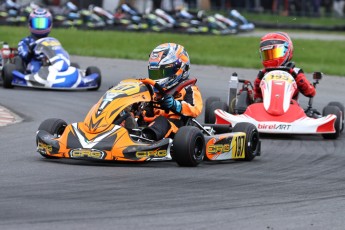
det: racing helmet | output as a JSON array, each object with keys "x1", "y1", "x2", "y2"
[
  {"x1": 29, "y1": 8, "x2": 53, "y2": 38},
  {"x1": 148, "y1": 43, "x2": 190, "y2": 90},
  {"x1": 259, "y1": 32, "x2": 294, "y2": 68}
]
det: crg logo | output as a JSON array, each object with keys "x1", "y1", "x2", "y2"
[
  {"x1": 136, "y1": 150, "x2": 167, "y2": 158},
  {"x1": 70, "y1": 149, "x2": 106, "y2": 159}
]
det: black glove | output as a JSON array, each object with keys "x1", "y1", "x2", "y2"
[
  {"x1": 257, "y1": 70, "x2": 266, "y2": 79},
  {"x1": 160, "y1": 95, "x2": 182, "y2": 113},
  {"x1": 285, "y1": 61, "x2": 295, "y2": 69}
]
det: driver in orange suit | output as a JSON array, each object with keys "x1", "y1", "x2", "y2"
[{"x1": 139, "y1": 43, "x2": 203, "y2": 141}]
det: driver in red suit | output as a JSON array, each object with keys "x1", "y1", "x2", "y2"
[{"x1": 253, "y1": 32, "x2": 316, "y2": 102}]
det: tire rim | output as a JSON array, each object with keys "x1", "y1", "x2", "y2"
[
  {"x1": 56, "y1": 125, "x2": 66, "y2": 137},
  {"x1": 249, "y1": 129, "x2": 259, "y2": 152},
  {"x1": 194, "y1": 136, "x2": 204, "y2": 158}
]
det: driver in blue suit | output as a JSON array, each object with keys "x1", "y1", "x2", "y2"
[{"x1": 17, "y1": 8, "x2": 53, "y2": 73}]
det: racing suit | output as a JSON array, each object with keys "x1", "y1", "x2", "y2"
[
  {"x1": 17, "y1": 35, "x2": 43, "y2": 73},
  {"x1": 142, "y1": 78, "x2": 203, "y2": 141},
  {"x1": 254, "y1": 64, "x2": 316, "y2": 101}
]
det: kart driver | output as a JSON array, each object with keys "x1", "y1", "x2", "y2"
[
  {"x1": 253, "y1": 32, "x2": 316, "y2": 102},
  {"x1": 139, "y1": 43, "x2": 203, "y2": 141},
  {"x1": 17, "y1": 8, "x2": 53, "y2": 73}
]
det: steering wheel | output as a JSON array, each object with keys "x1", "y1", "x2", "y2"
[{"x1": 139, "y1": 78, "x2": 169, "y2": 109}]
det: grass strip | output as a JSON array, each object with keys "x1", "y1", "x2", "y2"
[{"x1": 1, "y1": 26, "x2": 344, "y2": 76}]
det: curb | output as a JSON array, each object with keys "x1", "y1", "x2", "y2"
[{"x1": 0, "y1": 105, "x2": 22, "y2": 127}]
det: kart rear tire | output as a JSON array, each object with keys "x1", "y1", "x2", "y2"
[
  {"x1": 207, "y1": 101, "x2": 228, "y2": 124},
  {"x1": 204, "y1": 97, "x2": 220, "y2": 123},
  {"x1": 13, "y1": 56, "x2": 25, "y2": 72},
  {"x1": 234, "y1": 91, "x2": 250, "y2": 114},
  {"x1": 173, "y1": 126, "x2": 205, "y2": 167},
  {"x1": 37, "y1": 118, "x2": 67, "y2": 159},
  {"x1": 327, "y1": 101, "x2": 344, "y2": 131},
  {"x1": 322, "y1": 105, "x2": 342, "y2": 139},
  {"x1": 232, "y1": 122, "x2": 259, "y2": 161},
  {"x1": 2, "y1": 63, "x2": 15, "y2": 88},
  {"x1": 86, "y1": 66, "x2": 102, "y2": 91}
]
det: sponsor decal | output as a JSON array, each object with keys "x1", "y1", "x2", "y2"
[
  {"x1": 42, "y1": 40, "x2": 61, "y2": 47},
  {"x1": 136, "y1": 150, "x2": 167, "y2": 158},
  {"x1": 258, "y1": 123, "x2": 292, "y2": 130},
  {"x1": 70, "y1": 148, "x2": 106, "y2": 159},
  {"x1": 264, "y1": 71, "x2": 294, "y2": 83},
  {"x1": 232, "y1": 135, "x2": 245, "y2": 158},
  {"x1": 37, "y1": 142, "x2": 52, "y2": 153},
  {"x1": 207, "y1": 144, "x2": 230, "y2": 154}
]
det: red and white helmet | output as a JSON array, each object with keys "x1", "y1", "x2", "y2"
[{"x1": 259, "y1": 32, "x2": 293, "y2": 68}]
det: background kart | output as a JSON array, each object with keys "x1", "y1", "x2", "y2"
[
  {"x1": 0, "y1": 41, "x2": 17, "y2": 81},
  {"x1": 36, "y1": 78, "x2": 260, "y2": 167},
  {"x1": 205, "y1": 69, "x2": 344, "y2": 139},
  {"x1": 1, "y1": 37, "x2": 101, "y2": 90}
]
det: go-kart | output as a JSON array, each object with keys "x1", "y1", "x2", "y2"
[
  {"x1": 50, "y1": 1, "x2": 84, "y2": 28},
  {"x1": 36, "y1": 78, "x2": 261, "y2": 167},
  {"x1": 0, "y1": 42, "x2": 17, "y2": 79},
  {"x1": 1, "y1": 37, "x2": 101, "y2": 90},
  {"x1": 0, "y1": 0, "x2": 27, "y2": 26},
  {"x1": 173, "y1": 9, "x2": 236, "y2": 35},
  {"x1": 113, "y1": 3, "x2": 150, "y2": 31},
  {"x1": 228, "y1": 9, "x2": 255, "y2": 32},
  {"x1": 205, "y1": 68, "x2": 344, "y2": 139}
]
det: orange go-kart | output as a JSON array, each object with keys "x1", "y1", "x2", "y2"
[{"x1": 36, "y1": 78, "x2": 261, "y2": 167}]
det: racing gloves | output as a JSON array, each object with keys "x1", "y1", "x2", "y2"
[{"x1": 161, "y1": 95, "x2": 182, "y2": 113}]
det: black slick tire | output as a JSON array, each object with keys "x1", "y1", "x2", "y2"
[
  {"x1": 204, "y1": 97, "x2": 220, "y2": 123},
  {"x1": 37, "y1": 118, "x2": 67, "y2": 159},
  {"x1": 322, "y1": 105, "x2": 342, "y2": 139},
  {"x1": 232, "y1": 122, "x2": 259, "y2": 161},
  {"x1": 86, "y1": 66, "x2": 102, "y2": 90},
  {"x1": 173, "y1": 126, "x2": 205, "y2": 167}
]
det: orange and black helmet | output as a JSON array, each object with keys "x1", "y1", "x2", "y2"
[{"x1": 148, "y1": 43, "x2": 190, "y2": 90}]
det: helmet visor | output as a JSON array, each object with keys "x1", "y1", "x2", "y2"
[
  {"x1": 148, "y1": 65, "x2": 176, "y2": 80},
  {"x1": 260, "y1": 44, "x2": 287, "y2": 61},
  {"x1": 30, "y1": 17, "x2": 51, "y2": 30}
]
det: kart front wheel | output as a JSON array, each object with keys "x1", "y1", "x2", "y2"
[
  {"x1": 173, "y1": 126, "x2": 205, "y2": 167},
  {"x1": 13, "y1": 56, "x2": 25, "y2": 72},
  {"x1": 2, "y1": 63, "x2": 15, "y2": 88},
  {"x1": 37, "y1": 118, "x2": 67, "y2": 158},
  {"x1": 322, "y1": 105, "x2": 342, "y2": 139},
  {"x1": 86, "y1": 66, "x2": 102, "y2": 91},
  {"x1": 207, "y1": 101, "x2": 228, "y2": 124},
  {"x1": 204, "y1": 97, "x2": 220, "y2": 123},
  {"x1": 327, "y1": 101, "x2": 344, "y2": 132},
  {"x1": 232, "y1": 122, "x2": 260, "y2": 161}
]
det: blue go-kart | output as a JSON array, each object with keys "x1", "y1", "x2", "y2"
[{"x1": 1, "y1": 37, "x2": 101, "y2": 90}]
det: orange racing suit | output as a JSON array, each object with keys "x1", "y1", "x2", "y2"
[{"x1": 142, "y1": 78, "x2": 203, "y2": 140}]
